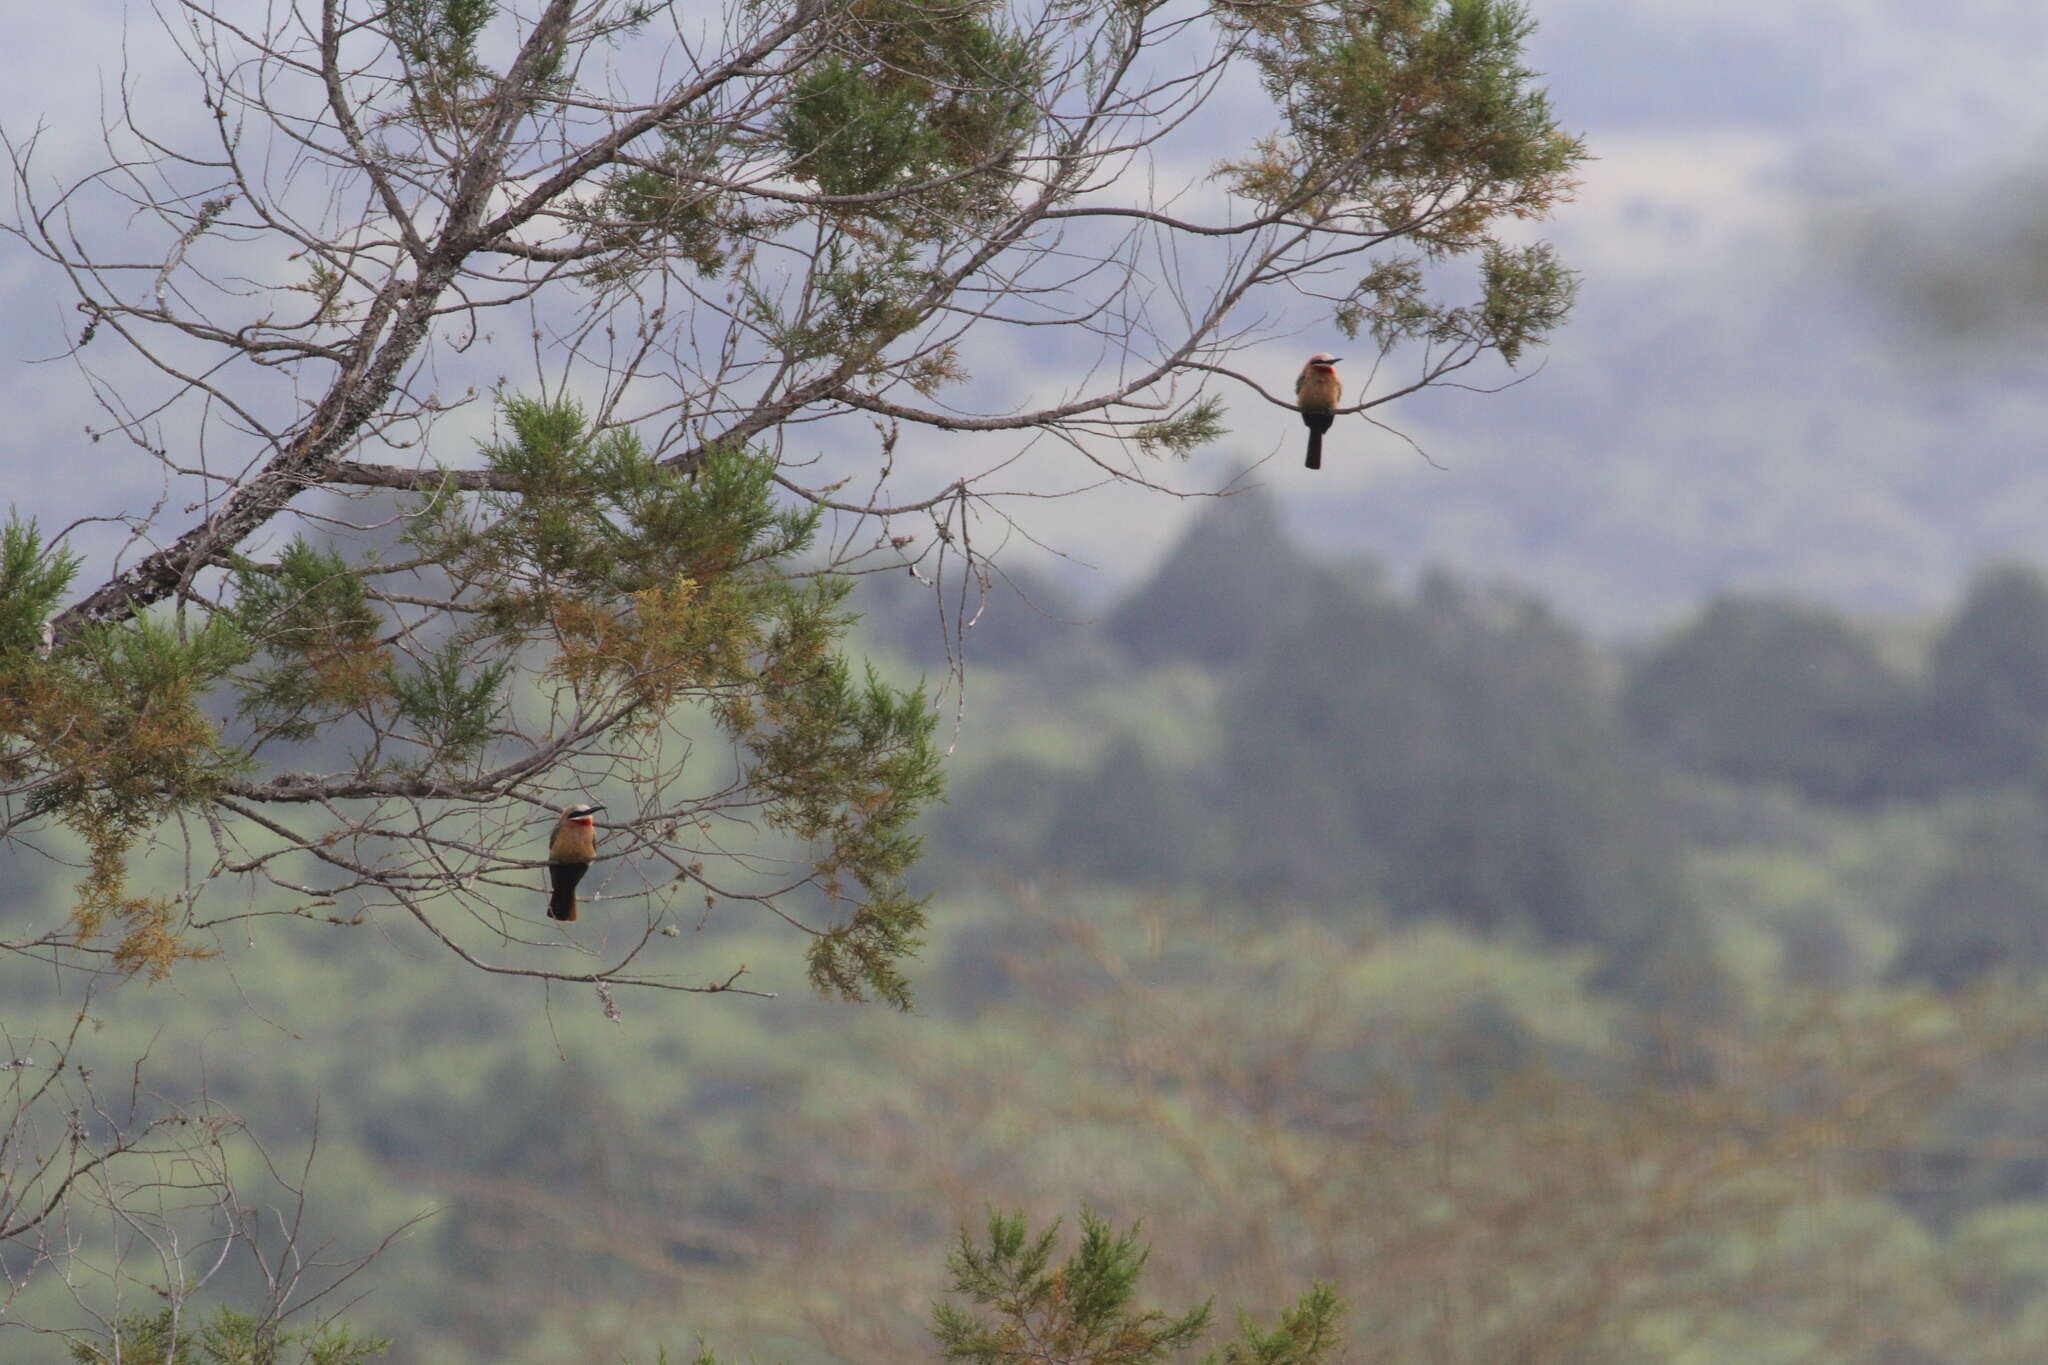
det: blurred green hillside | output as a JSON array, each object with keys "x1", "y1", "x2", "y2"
[{"x1": 18, "y1": 491, "x2": 2048, "y2": 1362}]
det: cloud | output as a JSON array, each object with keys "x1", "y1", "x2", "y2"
[{"x1": 1829, "y1": 166, "x2": 2048, "y2": 358}]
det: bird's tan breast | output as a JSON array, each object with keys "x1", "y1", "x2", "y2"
[
  {"x1": 1297, "y1": 367, "x2": 1343, "y2": 409},
  {"x1": 550, "y1": 822, "x2": 599, "y2": 861}
]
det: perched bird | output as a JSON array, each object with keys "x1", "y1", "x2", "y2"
[
  {"x1": 547, "y1": 802, "x2": 604, "y2": 921},
  {"x1": 1296, "y1": 353, "x2": 1343, "y2": 471}
]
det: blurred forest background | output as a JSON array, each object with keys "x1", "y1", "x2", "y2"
[
  {"x1": 15, "y1": 0, "x2": 2048, "y2": 1358},
  {"x1": 19, "y1": 487, "x2": 2048, "y2": 1361}
]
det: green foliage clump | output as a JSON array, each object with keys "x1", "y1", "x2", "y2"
[
  {"x1": 233, "y1": 538, "x2": 395, "y2": 742},
  {"x1": 48, "y1": 614, "x2": 252, "y2": 972},
  {"x1": 1218, "y1": 0, "x2": 1583, "y2": 362},
  {"x1": 1208, "y1": 1286, "x2": 1345, "y2": 1365},
  {"x1": 752, "y1": 645, "x2": 942, "y2": 1008},
  {"x1": 1475, "y1": 240, "x2": 1577, "y2": 364},
  {"x1": 2, "y1": 515, "x2": 250, "y2": 977},
  {"x1": 1340, "y1": 240, "x2": 1578, "y2": 364},
  {"x1": 388, "y1": 640, "x2": 511, "y2": 768},
  {"x1": 388, "y1": 0, "x2": 498, "y2": 126},
  {"x1": 932, "y1": 1209, "x2": 1342, "y2": 1365},
  {"x1": 408, "y1": 396, "x2": 944, "y2": 1004},
  {"x1": 69, "y1": 1305, "x2": 390, "y2": 1364},
  {"x1": 663, "y1": 1209, "x2": 1337, "y2": 1365},
  {"x1": 742, "y1": 237, "x2": 936, "y2": 375},
  {"x1": 421, "y1": 396, "x2": 818, "y2": 626},
  {"x1": 230, "y1": 535, "x2": 517, "y2": 778},
  {"x1": 1223, "y1": 0, "x2": 1580, "y2": 227},
  {"x1": 774, "y1": 0, "x2": 1044, "y2": 232},
  {"x1": 389, "y1": 0, "x2": 493, "y2": 74},
  {"x1": 584, "y1": 141, "x2": 734, "y2": 283},
  {"x1": 7, "y1": 397, "x2": 945, "y2": 1003},
  {"x1": 726, "y1": 0, "x2": 1047, "y2": 383},
  {"x1": 934, "y1": 1209, "x2": 1213, "y2": 1365},
  {"x1": 1134, "y1": 398, "x2": 1228, "y2": 462},
  {"x1": 0, "y1": 511, "x2": 78, "y2": 654}
]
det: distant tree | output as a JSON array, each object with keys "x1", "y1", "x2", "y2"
[
  {"x1": 2, "y1": 0, "x2": 1585, "y2": 1003},
  {"x1": 1910, "y1": 564, "x2": 2048, "y2": 791},
  {"x1": 928, "y1": 754, "x2": 1072, "y2": 873},
  {"x1": 1776, "y1": 904, "x2": 1866, "y2": 989},
  {"x1": 1893, "y1": 793, "x2": 2048, "y2": 991},
  {"x1": 724, "y1": 899, "x2": 2035, "y2": 1365},
  {"x1": 1106, "y1": 488, "x2": 1340, "y2": 668},
  {"x1": 1224, "y1": 570, "x2": 1689, "y2": 950},
  {"x1": 1041, "y1": 739, "x2": 1220, "y2": 887},
  {"x1": 1621, "y1": 594, "x2": 1911, "y2": 804},
  {"x1": 861, "y1": 563, "x2": 1089, "y2": 670}
]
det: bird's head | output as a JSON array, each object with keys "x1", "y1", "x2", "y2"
[
  {"x1": 1308, "y1": 353, "x2": 1341, "y2": 369},
  {"x1": 562, "y1": 802, "x2": 604, "y2": 825}
]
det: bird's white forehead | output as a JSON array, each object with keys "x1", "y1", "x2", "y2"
[{"x1": 1308, "y1": 352, "x2": 1339, "y2": 363}]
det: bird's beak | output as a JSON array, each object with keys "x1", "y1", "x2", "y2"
[{"x1": 582, "y1": 804, "x2": 605, "y2": 815}]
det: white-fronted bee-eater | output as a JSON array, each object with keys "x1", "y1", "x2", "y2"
[
  {"x1": 1296, "y1": 353, "x2": 1343, "y2": 471},
  {"x1": 547, "y1": 803, "x2": 603, "y2": 921}
]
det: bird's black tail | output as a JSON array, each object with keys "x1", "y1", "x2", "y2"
[
  {"x1": 549, "y1": 861, "x2": 588, "y2": 922},
  {"x1": 1301, "y1": 410, "x2": 1333, "y2": 470}
]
